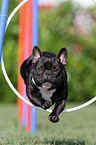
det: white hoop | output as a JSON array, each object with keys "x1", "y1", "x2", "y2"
[{"x1": 1, "y1": 0, "x2": 96, "y2": 113}]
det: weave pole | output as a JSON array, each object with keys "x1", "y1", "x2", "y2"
[
  {"x1": 0, "y1": 0, "x2": 9, "y2": 62},
  {"x1": 18, "y1": 0, "x2": 38, "y2": 134}
]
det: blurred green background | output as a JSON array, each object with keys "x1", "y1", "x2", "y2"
[{"x1": 0, "y1": 0, "x2": 96, "y2": 103}]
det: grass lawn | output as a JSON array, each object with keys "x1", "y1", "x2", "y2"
[{"x1": 0, "y1": 103, "x2": 96, "y2": 145}]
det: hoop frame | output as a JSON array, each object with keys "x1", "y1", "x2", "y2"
[{"x1": 1, "y1": 0, "x2": 96, "y2": 113}]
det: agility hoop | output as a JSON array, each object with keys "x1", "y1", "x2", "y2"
[{"x1": 1, "y1": 0, "x2": 96, "y2": 113}]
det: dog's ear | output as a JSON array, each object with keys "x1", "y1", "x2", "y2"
[
  {"x1": 57, "y1": 47, "x2": 68, "y2": 65},
  {"x1": 32, "y1": 46, "x2": 42, "y2": 63}
]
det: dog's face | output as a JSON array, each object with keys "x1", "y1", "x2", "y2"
[{"x1": 31, "y1": 46, "x2": 67, "y2": 89}]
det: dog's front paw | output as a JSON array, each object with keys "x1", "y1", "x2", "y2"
[
  {"x1": 48, "y1": 114, "x2": 59, "y2": 123},
  {"x1": 42, "y1": 101, "x2": 52, "y2": 110}
]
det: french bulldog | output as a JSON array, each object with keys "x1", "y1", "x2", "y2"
[{"x1": 20, "y1": 46, "x2": 68, "y2": 123}]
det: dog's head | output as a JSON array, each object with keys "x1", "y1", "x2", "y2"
[{"x1": 30, "y1": 46, "x2": 68, "y2": 89}]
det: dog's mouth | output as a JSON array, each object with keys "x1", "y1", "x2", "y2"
[{"x1": 42, "y1": 82, "x2": 52, "y2": 89}]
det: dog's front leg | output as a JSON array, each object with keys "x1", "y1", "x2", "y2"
[
  {"x1": 49, "y1": 100, "x2": 66, "y2": 123},
  {"x1": 26, "y1": 86, "x2": 45, "y2": 108},
  {"x1": 42, "y1": 101, "x2": 53, "y2": 110}
]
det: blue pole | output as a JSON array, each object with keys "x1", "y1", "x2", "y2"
[
  {"x1": 31, "y1": 0, "x2": 38, "y2": 134},
  {"x1": 0, "y1": 0, "x2": 9, "y2": 63}
]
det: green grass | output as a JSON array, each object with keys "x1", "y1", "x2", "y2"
[{"x1": 0, "y1": 103, "x2": 96, "y2": 145}]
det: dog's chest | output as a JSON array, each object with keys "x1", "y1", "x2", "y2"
[{"x1": 38, "y1": 87, "x2": 56, "y2": 102}]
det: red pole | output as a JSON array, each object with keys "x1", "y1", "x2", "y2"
[
  {"x1": 18, "y1": 0, "x2": 37, "y2": 134},
  {"x1": 17, "y1": 0, "x2": 26, "y2": 122}
]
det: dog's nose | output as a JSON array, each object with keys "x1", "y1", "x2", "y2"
[{"x1": 44, "y1": 70, "x2": 51, "y2": 78}]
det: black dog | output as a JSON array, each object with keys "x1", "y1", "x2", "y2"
[{"x1": 20, "y1": 46, "x2": 68, "y2": 123}]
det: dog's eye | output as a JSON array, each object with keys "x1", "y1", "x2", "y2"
[
  {"x1": 37, "y1": 67, "x2": 42, "y2": 71},
  {"x1": 55, "y1": 68, "x2": 60, "y2": 72},
  {"x1": 53, "y1": 67, "x2": 60, "y2": 73}
]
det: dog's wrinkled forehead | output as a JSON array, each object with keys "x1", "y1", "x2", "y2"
[
  {"x1": 44, "y1": 62, "x2": 52, "y2": 70},
  {"x1": 36, "y1": 57, "x2": 60, "y2": 69}
]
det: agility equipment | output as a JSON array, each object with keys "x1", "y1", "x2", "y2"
[
  {"x1": 17, "y1": 0, "x2": 38, "y2": 133},
  {"x1": 0, "y1": 0, "x2": 9, "y2": 61}
]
